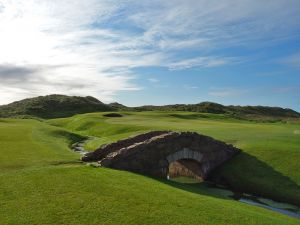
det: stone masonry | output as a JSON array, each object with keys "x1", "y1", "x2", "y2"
[{"x1": 82, "y1": 131, "x2": 240, "y2": 179}]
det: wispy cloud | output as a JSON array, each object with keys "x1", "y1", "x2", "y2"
[
  {"x1": 0, "y1": 0, "x2": 300, "y2": 104},
  {"x1": 128, "y1": 0, "x2": 300, "y2": 49},
  {"x1": 168, "y1": 56, "x2": 237, "y2": 70},
  {"x1": 0, "y1": 1, "x2": 141, "y2": 103}
]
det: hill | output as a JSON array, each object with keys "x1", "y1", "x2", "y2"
[
  {"x1": 0, "y1": 95, "x2": 112, "y2": 119},
  {"x1": 108, "y1": 102, "x2": 127, "y2": 110},
  {"x1": 134, "y1": 102, "x2": 300, "y2": 121},
  {"x1": 1, "y1": 95, "x2": 299, "y2": 121}
]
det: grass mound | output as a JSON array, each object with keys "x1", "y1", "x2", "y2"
[{"x1": 0, "y1": 94, "x2": 112, "y2": 119}]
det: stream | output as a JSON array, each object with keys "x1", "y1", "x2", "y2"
[
  {"x1": 171, "y1": 177, "x2": 300, "y2": 220},
  {"x1": 71, "y1": 139, "x2": 90, "y2": 155},
  {"x1": 204, "y1": 185, "x2": 300, "y2": 220},
  {"x1": 239, "y1": 198, "x2": 300, "y2": 219},
  {"x1": 71, "y1": 141, "x2": 300, "y2": 220}
]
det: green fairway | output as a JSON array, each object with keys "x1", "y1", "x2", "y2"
[
  {"x1": 1, "y1": 113, "x2": 300, "y2": 224},
  {"x1": 0, "y1": 119, "x2": 82, "y2": 172},
  {"x1": 49, "y1": 111, "x2": 300, "y2": 206},
  {"x1": 1, "y1": 165, "x2": 300, "y2": 225}
]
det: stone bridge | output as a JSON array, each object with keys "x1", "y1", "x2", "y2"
[{"x1": 82, "y1": 131, "x2": 239, "y2": 180}]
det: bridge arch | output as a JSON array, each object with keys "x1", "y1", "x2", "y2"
[
  {"x1": 82, "y1": 131, "x2": 239, "y2": 180},
  {"x1": 166, "y1": 148, "x2": 203, "y2": 164},
  {"x1": 165, "y1": 148, "x2": 208, "y2": 180}
]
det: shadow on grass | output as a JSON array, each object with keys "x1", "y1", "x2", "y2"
[
  {"x1": 155, "y1": 178, "x2": 234, "y2": 200},
  {"x1": 213, "y1": 152, "x2": 300, "y2": 206},
  {"x1": 50, "y1": 160, "x2": 83, "y2": 166},
  {"x1": 153, "y1": 152, "x2": 300, "y2": 206}
]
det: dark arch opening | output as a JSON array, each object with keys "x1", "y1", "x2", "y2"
[{"x1": 168, "y1": 159, "x2": 203, "y2": 182}]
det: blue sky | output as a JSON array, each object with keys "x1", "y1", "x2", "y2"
[{"x1": 0, "y1": 0, "x2": 300, "y2": 111}]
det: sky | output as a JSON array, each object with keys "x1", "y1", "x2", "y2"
[{"x1": 0, "y1": 0, "x2": 300, "y2": 111}]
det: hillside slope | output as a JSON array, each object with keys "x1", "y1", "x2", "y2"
[
  {"x1": 1, "y1": 95, "x2": 299, "y2": 121},
  {"x1": 0, "y1": 95, "x2": 112, "y2": 119}
]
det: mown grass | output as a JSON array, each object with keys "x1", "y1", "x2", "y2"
[
  {"x1": 0, "y1": 119, "x2": 82, "y2": 172},
  {"x1": 49, "y1": 111, "x2": 300, "y2": 206},
  {"x1": 1, "y1": 166, "x2": 299, "y2": 225},
  {"x1": 1, "y1": 113, "x2": 300, "y2": 224}
]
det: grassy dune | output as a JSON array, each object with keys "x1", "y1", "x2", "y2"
[{"x1": 1, "y1": 114, "x2": 300, "y2": 224}]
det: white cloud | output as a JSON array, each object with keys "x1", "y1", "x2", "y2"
[
  {"x1": 168, "y1": 57, "x2": 237, "y2": 70},
  {"x1": 0, "y1": 0, "x2": 299, "y2": 104},
  {"x1": 128, "y1": 0, "x2": 300, "y2": 49},
  {"x1": 0, "y1": 0, "x2": 141, "y2": 104}
]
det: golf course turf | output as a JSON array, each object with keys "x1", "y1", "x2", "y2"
[{"x1": 1, "y1": 111, "x2": 300, "y2": 224}]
